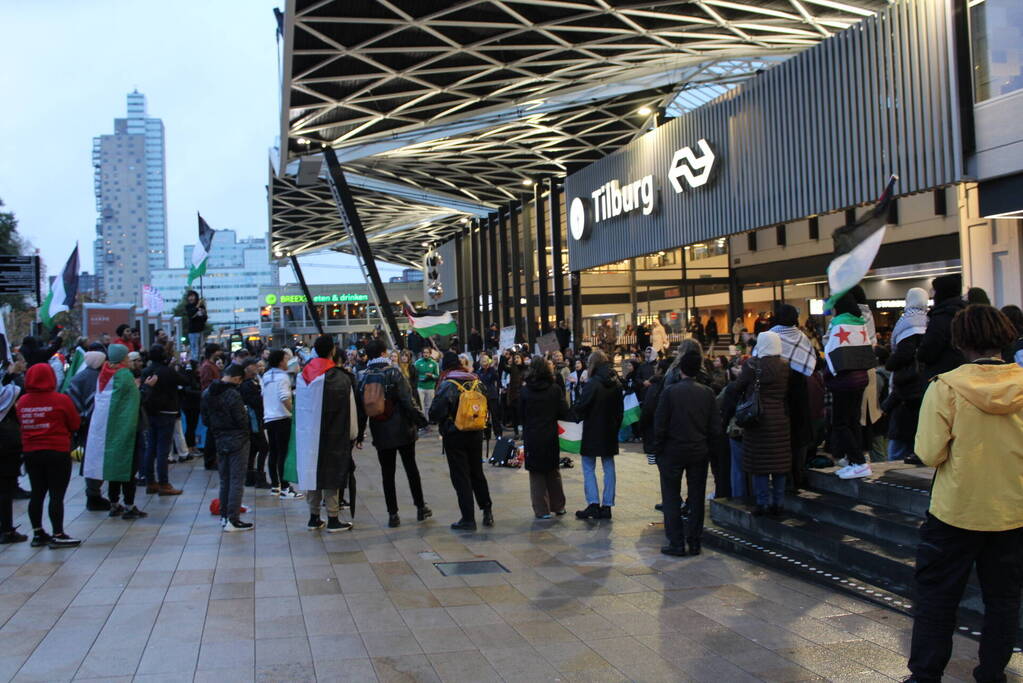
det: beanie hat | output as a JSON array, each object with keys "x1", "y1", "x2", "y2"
[
  {"x1": 932, "y1": 274, "x2": 962, "y2": 303},
  {"x1": 84, "y1": 351, "x2": 106, "y2": 370},
  {"x1": 107, "y1": 344, "x2": 128, "y2": 364},
  {"x1": 905, "y1": 287, "x2": 929, "y2": 309},
  {"x1": 753, "y1": 331, "x2": 783, "y2": 358},
  {"x1": 441, "y1": 351, "x2": 461, "y2": 371}
]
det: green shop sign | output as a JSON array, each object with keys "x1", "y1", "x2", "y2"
[{"x1": 265, "y1": 292, "x2": 369, "y2": 305}]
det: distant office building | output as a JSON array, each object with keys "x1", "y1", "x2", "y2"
[
  {"x1": 92, "y1": 90, "x2": 167, "y2": 303},
  {"x1": 78, "y1": 271, "x2": 99, "y2": 299},
  {"x1": 389, "y1": 268, "x2": 423, "y2": 283},
  {"x1": 151, "y1": 231, "x2": 278, "y2": 330}
]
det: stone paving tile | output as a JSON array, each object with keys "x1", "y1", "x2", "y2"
[{"x1": 0, "y1": 441, "x2": 1018, "y2": 682}]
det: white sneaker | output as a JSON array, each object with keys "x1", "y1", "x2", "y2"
[
  {"x1": 223, "y1": 518, "x2": 254, "y2": 532},
  {"x1": 279, "y1": 488, "x2": 304, "y2": 500},
  {"x1": 837, "y1": 463, "x2": 872, "y2": 480}
]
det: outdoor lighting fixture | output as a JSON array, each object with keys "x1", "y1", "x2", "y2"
[{"x1": 638, "y1": 106, "x2": 652, "y2": 116}]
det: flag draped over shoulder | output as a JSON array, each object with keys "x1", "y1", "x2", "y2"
[
  {"x1": 60, "y1": 347, "x2": 86, "y2": 393},
  {"x1": 83, "y1": 364, "x2": 139, "y2": 483},
  {"x1": 824, "y1": 175, "x2": 898, "y2": 310},
  {"x1": 40, "y1": 245, "x2": 79, "y2": 329},
  {"x1": 557, "y1": 420, "x2": 582, "y2": 454},
  {"x1": 188, "y1": 215, "x2": 215, "y2": 285},
  {"x1": 823, "y1": 313, "x2": 877, "y2": 375}
]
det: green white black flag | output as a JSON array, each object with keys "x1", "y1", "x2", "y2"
[
  {"x1": 188, "y1": 215, "x2": 215, "y2": 285},
  {"x1": 40, "y1": 245, "x2": 79, "y2": 329}
]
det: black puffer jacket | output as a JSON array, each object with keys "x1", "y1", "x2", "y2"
[
  {"x1": 519, "y1": 375, "x2": 570, "y2": 473},
  {"x1": 653, "y1": 377, "x2": 721, "y2": 464},
  {"x1": 734, "y1": 356, "x2": 791, "y2": 475},
  {"x1": 571, "y1": 363, "x2": 623, "y2": 459},
  {"x1": 640, "y1": 374, "x2": 665, "y2": 454},
  {"x1": 140, "y1": 347, "x2": 184, "y2": 415},
  {"x1": 200, "y1": 380, "x2": 249, "y2": 455},
  {"x1": 917, "y1": 297, "x2": 966, "y2": 380},
  {"x1": 885, "y1": 333, "x2": 926, "y2": 442},
  {"x1": 357, "y1": 360, "x2": 425, "y2": 449}
]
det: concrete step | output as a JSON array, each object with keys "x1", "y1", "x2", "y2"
[
  {"x1": 805, "y1": 466, "x2": 931, "y2": 518},
  {"x1": 783, "y1": 489, "x2": 923, "y2": 548}
]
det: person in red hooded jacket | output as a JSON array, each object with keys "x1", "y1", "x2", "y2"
[{"x1": 15, "y1": 363, "x2": 81, "y2": 549}]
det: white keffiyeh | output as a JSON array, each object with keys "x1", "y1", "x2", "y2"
[{"x1": 769, "y1": 324, "x2": 817, "y2": 377}]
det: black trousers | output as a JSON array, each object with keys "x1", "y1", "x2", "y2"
[
  {"x1": 109, "y1": 432, "x2": 143, "y2": 507},
  {"x1": 658, "y1": 457, "x2": 708, "y2": 548},
  {"x1": 247, "y1": 429, "x2": 268, "y2": 474},
  {"x1": 909, "y1": 514, "x2": 1023, "y2": 683},
  {"x1": 24, "y1": 450, "x2": 71, "y2": 536},
  {"x1": 0, "y1": 475, "x2": 15, "y2": 532},
  {"x1": 183, "y1": 403, "x2": 200, "y2": 448},
  {"x1": 266, "y1": 418, "x2": 291, "y2": 488},
  {"x1": 377, "y1": 443, "x2": 425, "y2": 514},
  {"x1": 443, "y1": 431, "x2": 491, "y2": 522},
  {"x1": 203, "y1": 429, "x2": 217, "y2": 470},
  {"x1": 830, "y1": 387, "x2": 865, "y2": 465}
]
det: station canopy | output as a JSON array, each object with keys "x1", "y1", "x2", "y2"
[{"x1": 271, "y1": 0, "x2": 889, "y2": 268}]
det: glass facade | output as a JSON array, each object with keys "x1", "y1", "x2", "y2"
[{"x1": 971, "y1": 0, "x2": 1023, "y2": 101}]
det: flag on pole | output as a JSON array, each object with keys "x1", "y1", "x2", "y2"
[
  {"x1": 557, "y1": 420, "x2": 582, "y2": 454},
  {"x1": 188, "y1": 215, "x2": 216, "y2": 285},
  {"x1": 403, "y1": 299, "x2": 457, "y2": 338},
  {"x1": 621, "y1": 392, "x2": 641, "y2": 427},
  {"x1": 824, "y1": 175, "x2": 898, "y2": 310},
  {"x1": 40, "y1": 245, "x2": 79, "y2": 329}
]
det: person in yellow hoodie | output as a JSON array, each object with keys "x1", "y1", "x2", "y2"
[{"x1": 908, "y1": 304, "x2": 1023, "y2": 683}]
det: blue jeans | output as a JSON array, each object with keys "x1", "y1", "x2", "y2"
[
  {"x1": 752, "y1": 473, "x2": 786, "y2": 507},
  {"x1": 145, "y1": 414, "x2": 175, "y2": 485},
  {"x1": 729, "y1": 439, "x2": 746, "y2": 498},
  {"x1": 888, "y1": 439, "x2": 914, "y2": 462},
  {"x1": 581, "y1": 455, "x2": 615, "y2": 506},
  {"x1": 188, "y1": 332, "x2": 202, "y2": 360}
]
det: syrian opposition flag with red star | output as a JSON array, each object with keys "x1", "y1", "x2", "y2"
[{"x1": 823, "y1": 313, "x2": 876, "y2": 374}]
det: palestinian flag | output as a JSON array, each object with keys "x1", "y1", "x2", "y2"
[
  {"x1": 284, "y1": 357, "x2": 355, "y2": 493},
  {"x1": 40, "y1": 245, "x2": 79, "y2": 329},
  {"x1": 824, "y1": 313, "x2": 877, "y2": 375},
  {"x1": 60, "y1": 347, "x2": 86, "y2": 393},
  {"x1": 824, "y1": 175, "x2": 898, "y2": 310},
  {"x1": 188, "y1": 215, "x2": 215, "y2": 285},
  {"x1": 558, "y1": 420, "x2": 582, "y2": 454},
  {"x1": 406, "y1": 309, "x2": 456, "y2": 338},
  {"x1": 83, "y1": 364, "x2": 139, "y2": 483},
  {"x1": 621, "y1": 392, "x2": 641, "y2": 427}
]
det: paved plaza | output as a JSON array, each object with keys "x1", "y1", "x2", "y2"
[{"x1": 0, "y1": 439, "x2": 1017, "y2": 683}]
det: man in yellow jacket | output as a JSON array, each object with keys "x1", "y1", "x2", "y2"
[{"x1": 909, "y1": 304, "x2": 1023, "y2": 683}]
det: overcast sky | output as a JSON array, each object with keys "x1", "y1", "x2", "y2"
[{"x1": 0, "y1": 1, "x2": 401, "y2": 286}]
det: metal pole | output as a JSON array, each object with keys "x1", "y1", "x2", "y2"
[
  {"x1": 521, "y1": 192, "x2": 537, "y2": 348},
  {"x1": 509, "y1": 202, "x2": 523, "y2": 342},
  {"x1": 570, "y1": 271, "x2": 583, "y2": 351},
  {"x1": 497, "y1": 208, "x2": 510, "y2": 328},
  {"x1": 478, "y1": 216, "x2": 490, "y2": 331},
  {"x1": 549, "y1": 180, "x2": 565, "y2": 326},
  {"x1": 290, "y1": 255, "x2": 323, "y2": 335},
  {"x1": 487, "y1": 213, "x2": 499, "y2": 332},
  {"x1": 321, "y1": 146, "x2": 404, "y2": 348},
  {"x1": 470, "y1": 219, "x2": 483, "y2": 336},
  {"x1": 534, "y1": 181, "x2": 549, "y2": 334},
  {"x1": 454, "y1": 231, "x2": 467, "y2": 345}
]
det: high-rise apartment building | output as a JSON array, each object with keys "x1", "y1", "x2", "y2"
[{"x1": 92, "y1": 90, "x2": 167, "y2": 303}]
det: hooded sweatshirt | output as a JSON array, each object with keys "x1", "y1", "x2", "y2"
[
  {"x1": 15, "y1": 364, "x2": 80, "y2": 452},
  {"x1": 916, "y1": 361, "x2": 1023, "y2": 531}
]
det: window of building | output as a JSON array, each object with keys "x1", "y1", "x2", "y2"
[
  {"x1": 971, "y1": 0, "x2": 1023, "y2": 101},
  {"x1": 808, "y1": 216, "x2": 820, "y2": 240},
  {"x1": 776, "y1": 224, "x2": 786, "y2": 246},
  {"x1": 747, "y1": 231, "x2": 757, "y2": 252}
]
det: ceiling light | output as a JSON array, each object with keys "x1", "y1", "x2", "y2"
[
  {"x1": 460, "y1": 217, "x2": 468, "y2": 224},
  {"x1": 521, "y1": 179, "x2": 531, "y2": 186},
  {"x1": 638, "y1": 106, "x2": 652, "y2": 116},
  {"x1": 297, "y1": 137, "x2": 309, "y2": 145}
]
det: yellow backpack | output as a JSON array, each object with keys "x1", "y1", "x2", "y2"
[{"x1": 451, "y1": 380, "x2": 488, "y2": 432}]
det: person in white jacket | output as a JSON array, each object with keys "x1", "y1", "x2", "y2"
[{"x1": 650, "y1": 319, "x2": 669, "y2": 357}]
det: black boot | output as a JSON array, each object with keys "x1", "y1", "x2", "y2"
[
  {"x1": 661, "y1": 543, "x2": 687, "y2": 557},
  {"x1": 450, "y1": 519, "x2": 477, "y2": 531},
  {"x1": 599, "y1": 506, "x2": 612, "y2": 520},
  {"x1": 687, "y1": 539, "x2": 702, "y2": 556},
  {"x1": 86, "y1": 496, "x2": 111, "y2": 512},
  {"x1": 482, "y1": 507, "x2": 494, "y2": 527},
  {"x1": 388, "y1": 513, "x2": 401, "y2": 528},
  {"x1": 417, "y1": 505, "x2": 432, "y2": 521},
  {"x1": 575, "y1": 503, "x2": 600, "y2": 519}
]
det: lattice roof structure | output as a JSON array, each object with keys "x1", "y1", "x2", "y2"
[{"x1": 272, "y1": 0, "x2": 890, "y2": 268}]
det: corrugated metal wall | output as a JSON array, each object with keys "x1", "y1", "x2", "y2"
[{"x1": 566, "y1": 0, "x2": 962, "y2": 272}]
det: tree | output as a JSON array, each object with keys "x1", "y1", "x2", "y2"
[{"x1": 0, "y1": 198, "x2": 35, "y2": 313}]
